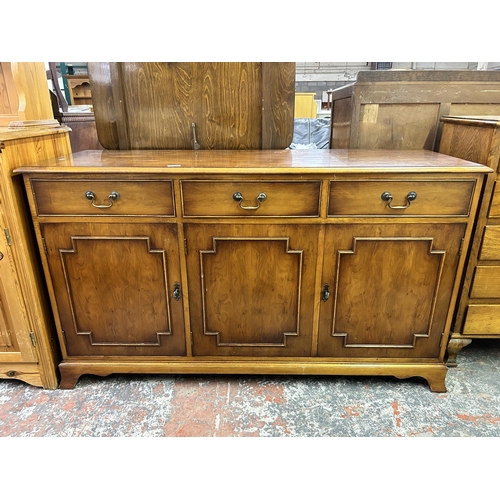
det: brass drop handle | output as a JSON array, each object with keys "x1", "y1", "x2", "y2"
[
  {"x1": 233, "y1": 192, "x2": 267, "y2": 210},
  {"x1": 191, "y1": 122, "x2": 201, "y2": 150},
  {"x1": 173, "y1": 282, "x2": 181, "y2": 301},
  {"x1": 381, "y1": 191, "x2": 417, "y2": 210},
  {"x1": 322, "y1": 283, "x2": 330, "y2": 302},
  {"x1": 85, "y1": 190, "x2": 120, "y2": 209},
  {"x1": 0, "y1": 252, "x2": 3, "y2": 260}
]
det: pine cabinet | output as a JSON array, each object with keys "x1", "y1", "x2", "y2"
[
  {"x1": 16, "y1": 149, "x2": 490, "y2": 391},
  {"x1": 0, "y1": 62, "x2": 56, "y2": 127},
  {"x1": 0, "y1": 208, "x2": 38, "y2": 364},
  {"x1": 0, "y1": 126, "x2": 71, "y2": 388},
  {"x1": 64, "y1": 75, "x2": 92, "y2": 106}
]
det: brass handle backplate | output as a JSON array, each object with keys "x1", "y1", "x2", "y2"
[
  {"x1": 173, "y1": 282, "x2": 181, "y2": 301},
  {"x1": 85, "y1": 190, "x2": 120, "y2": 209},
  {"x1": 381, "y1": 191, "x2": 417, "y2": 210},
  {"x1": 322, "y1": 283, "x2": 330, "y2": 302},
  {"x1": 233, "y1": 192, "x2": 267, "y2": 210}
]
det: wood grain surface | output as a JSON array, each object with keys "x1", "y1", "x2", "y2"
[
  {"x1": 14, "y1": 148, "x2": 492, "y2": 175},
  {"x1": 0, "y1": 127, "x2": 72, "y2": 389},
  {"x1": 329, "y1": 71, "x2": 500, "y2": 150},
  {"x1": 17, "y1": 148, "x2": 489, "y2": 390},
  {"x1": 88, "y1": 62, "x2": 295, "y2": 150},
  {"x1": 41, "y1": 222, "x2": 185, "y2": 357}
]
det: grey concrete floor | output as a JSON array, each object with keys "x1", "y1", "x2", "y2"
[
  {"x1": 1, "y1": 339, "x2": 499, "y2": 437},
  {"x1": 3, "y1": 340, "x2": 498, "y2": 500}
]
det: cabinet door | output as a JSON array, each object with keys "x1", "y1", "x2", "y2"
[
  {"x1": 185, "y1": 224, "x2": 319, "y2": 357},
  {"x1": 318, "y1": 223, "x2": 466, "y2": 359},
  {"x1": 41, "y1": 223, "x2": 185, "y2": 357},
  {"x1": 0, "y1": 210, "x2": 37, "y2": 363}
]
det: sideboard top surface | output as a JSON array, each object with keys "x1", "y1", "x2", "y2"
[{"x1": 14, "y1": 149, "x2": 492, "y2": 176}]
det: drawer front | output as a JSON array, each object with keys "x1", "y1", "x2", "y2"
[
  {"x1": 328, "y1": 180, "x2": 475, "y2": 216},
  {"x1": 463, "y1": 305, "x2": 500, "y2": 335},
  {"x1": 479, "y1": 226, "x2": 500, "y2": 260},
  {"x1": 470, "y1": 266, "x2": 500, "y2": 298},
  {"x1": 31, "y1": 179, "x2": 175, "y2": 216},
  {"x1": 181, "y1": 180, "x2": 321, "y2": 217},
  {"x1": 489, "y1": 182, "x2": 500, "y2": 218}
]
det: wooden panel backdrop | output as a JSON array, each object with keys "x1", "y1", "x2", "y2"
[{"x1": 88, "y1": 62, "x2": 296, "y2": 150}]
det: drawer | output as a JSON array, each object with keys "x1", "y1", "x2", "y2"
[
  {"x1": 328, "y1": 180, "x2": 475, "y2": 216},
  {"x1": 463, "y1": 305, "x2": 500, "y2": 335},
  {"x1": 31, "y1": 179, "x2": 175, "y2": 216},
  {"x1": 181, "y1": 180, "x2": 321, "y2": 217},
  {"x1": 489, "y1": 182, "x2": 500, "y2": 218},
  {"x1": 470, "y1": 266, "x2": 500, "y2": 298},
  {"x1": 479, "y1": 226, "x2": 500, "y2": 260}
]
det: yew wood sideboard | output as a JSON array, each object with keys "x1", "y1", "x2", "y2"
[
  {"x1": 15, "y1": 149, "x2": 491, "y2": 391},
  {"x1": 438, "y1": 115, "x2": 500, "y2": 365}
]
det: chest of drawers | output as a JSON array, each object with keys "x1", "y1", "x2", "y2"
[
  {"x1": 15, "y1": 149, "x2": 490, "y2": 391},
  {"x1": 438, "y1": 115, "x2": 500, "y2": 364}
]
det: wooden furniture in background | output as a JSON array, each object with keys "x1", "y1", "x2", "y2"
[
  {"x1": 48, "y1": 63, "x2": 68, "y2": 113},
  {"x1": 16, "y1": 149, "x2": 489, "y2": 391},
  {"x1": 50, "y1": 100, "x2": 103, "y2": 153},
  {"x1": 57, "y1": 112, "x2": 103, "y2": 152},
  {"x1": 0, "y1": 62, "x2": 57, "y2": 127},
  {"x1": 64, "y1": 74, "x2": 92, "y2": 106},
  {"x1": 328, "y1": 70, "x2": 500, "y2": 150},
  {"x1": 0, "y1": 63, "x2": 19, "y2": 126},
  {"x1": 438, "y1": 115, "x2": 500, "y2": 365},
  {"x1": 0, "y1": 126, "x2": 72, "y2": 388},
  {"x1": 294, "y1": 92, "x2": 317, "y2": 118},
  {"x1": 87, "y1": 62, "x2": 296, "y2": 150},
  {"x1": 47, "y1": 63, "x2": 103, "y2": 153}
]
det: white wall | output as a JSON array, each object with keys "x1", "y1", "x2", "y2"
[{"x1": 296, "y1": 61, "x2": 500, "y2": 81}]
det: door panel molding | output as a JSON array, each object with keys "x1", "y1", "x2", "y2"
[
  {"x1": 200, "y1": 237, "x2": 302, "y2": 347},
  {"x1": 60, "y1": 236, "x2": 172, "y2": 346},
  {"x1": 332, "y1": 237, "x2": 445, "y2": 349}
]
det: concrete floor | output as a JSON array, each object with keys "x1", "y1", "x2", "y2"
[{"x1": 1, "y1": 339, "x2": 499, "y2": 437}]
